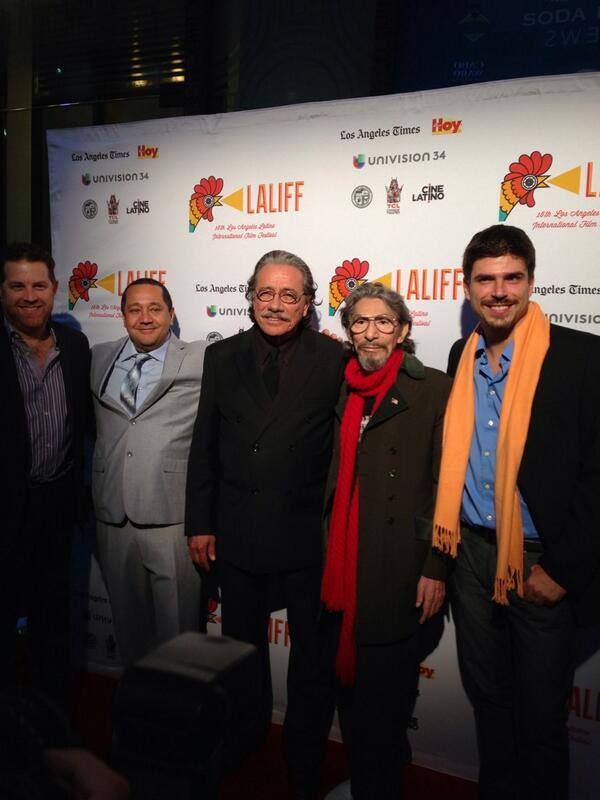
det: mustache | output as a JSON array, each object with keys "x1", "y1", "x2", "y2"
[{"x1": 260, "y1": 310, "x2": 291, "y2": 322}]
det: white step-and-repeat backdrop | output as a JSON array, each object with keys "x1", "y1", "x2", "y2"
[{"x1": 48, "y1": 72, "x2": 600, "y2": 794}]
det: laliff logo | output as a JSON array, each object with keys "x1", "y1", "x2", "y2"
[
  {"x1": 188, "y1": 176, "x2": 304, "y2": 233},
  {"x1": 385, "y1": 178, "x2": 402, "y2": 214},
  {"x1": 413, "y1": 183, "x2": 445, "y2": 202},
  {"x1": 497, "y1": 150, "x2": 600, "y2": 222},
  {"x1": 82, "y1": 199, "x2": 98, "y2": 219},
  {"x1": 371, "y1": 266, "x2": 463, "y2": 302},
  {"x1": 206, "y1": 305, "x2": 217, "y2": 317},
  {"x1": 67, "y1": 261, "x2": 167, "y2": 309},
  {"x1": 499, "y1": 151, "x2": 552, "y2": 220},
  {"x1": 351, "y1": 185, "x2": 372, "y2": 208},
  {"x1": 137, "y1": 144, "x2": 159, "y2": 159},
  {"x1": 353, "y1": 154, "x2": 366, "y2": 169},
  {"x1": 81, "y1": 173, "x2": 92, "y2": 186},
  {"x1": 69, "y1": 261, "x2": 98, "y2": 308},
  {"x1": 328, "y1": 258, "x2": 370, "y2": 316},
  {"x1": 432, "y1": 117, "x2": 462, "y2": 135},
  {"x1": 107, "y1": 194, "x2": 119, "y2": 224}
]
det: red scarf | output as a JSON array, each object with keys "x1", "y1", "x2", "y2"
[{"x1": 321, "y1": 347, "x2": 404, "y2": 685}]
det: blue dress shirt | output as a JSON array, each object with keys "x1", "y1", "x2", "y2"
[
  {"x1": 105, "y1": 334, "x2": 170, "y2": 414},
  {"x1": 461, "y1": 336, "x2": 539, "y2": 539}
]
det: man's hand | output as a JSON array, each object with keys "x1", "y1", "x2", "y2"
[
  {"x1": 188, "y1": 534, "x2": 216, "y2": 570},
  {"x1": 320, "y1": 328, "x2": 344, "y2": 343},
  {"x1": 416, "y1": 576, "x2": 445, "y2": 623},
  {"x1": 44, "y1": 748, "x2": 129, "y2": 800},
  {"x1": 523, "y1": 563, "x2": 566, "y2": 606}
]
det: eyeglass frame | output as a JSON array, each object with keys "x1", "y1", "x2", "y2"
[
  {"x1": 253, "y1": 287, "x2": 306, "y2": 305},
  {"x1": 348, "y1": 314, "x2": 399, "y2": 334}
]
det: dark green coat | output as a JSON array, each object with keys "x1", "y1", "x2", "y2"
[{"x1": 325, "y1": 352, "x2": 451, "y2": 645}]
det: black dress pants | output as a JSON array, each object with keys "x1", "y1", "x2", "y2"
[
  {"x1": 451, "y1": 526, "x2": 575, "y2": 800},
  {"x1": 0, "y1": 473, "x2": 75, "y2": 710},
  {"x1": 219, "y1": 560, "x2": 334, "y2": 794},
  {"x1": 332, "y1": 618, "x2": 419, "y2": 800}
]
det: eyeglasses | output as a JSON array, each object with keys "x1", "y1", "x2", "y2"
[
  {"x1": 254, "y1": 288, "x2": 304, "y2": 305},
  {"x1": 349, "y1": 315, "x2": 398, "y2": 334}
]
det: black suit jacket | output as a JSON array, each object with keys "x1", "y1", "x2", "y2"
[
  {"x1": 185, "y1": 326, "x2": 345, "y2": 573},
  {"x1": 447, "y1": 323, "x2": 600, "y2": 625},
  {"x1": 0, "y1": 315, "x2": 91, "y2": 541}
]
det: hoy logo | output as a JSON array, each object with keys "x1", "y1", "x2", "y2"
[
  {"x1": 432, "y1": 118, "x2": 462, "y2": 135},
  {"x1": 137, "y1": 144, "x2": 159, "y2": 159}
]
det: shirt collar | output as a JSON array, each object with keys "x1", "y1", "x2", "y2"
[
  {"x1": 253, "y1": 324, "x2": 300, "y2": 366},
  {"x1": 119, "y1": 333, "x2": 171, "y2": 365},
  {"x1": 4, "y1": 315, "x2": 57, "y2": 349},
  {"x1": 474, "y1": 333, "x2": 514, "y2": 366}
]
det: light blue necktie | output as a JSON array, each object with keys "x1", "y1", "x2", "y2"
[{"x1": 120, "y1": 353, "x2": 152, "y2": 414}]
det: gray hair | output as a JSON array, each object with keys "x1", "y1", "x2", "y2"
[
  {"x1": 341, "y1": 282, "x2": 415, "y2": 354},
  {"x1": 245, "y1": 250, "x2": 319, "y2": 326}
]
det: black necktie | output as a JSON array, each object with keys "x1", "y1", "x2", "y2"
[{"x1": 263, "y1": 347, "x2": 280, "y2": 399}]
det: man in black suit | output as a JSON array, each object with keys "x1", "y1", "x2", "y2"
[
  {"x1": 185, "y1": 250, "x2": 344, "y2": 798},
  {"x1": 0, "y1": 242, "x2": 90, "y2": 709},
  {"x1": 434, "y1": 225, "x2": 600, "y2": 799}
]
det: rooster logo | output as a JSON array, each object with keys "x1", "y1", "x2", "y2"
[
  {"x1": 499, "y1": 151, "x2": 552, "y2": 221},
  {"x1": 68, "y1": 261, "x2": 98, "y2": 309},
  {"x1": 328, "y1": 258, "x2": 370, "y2": 316},
  {"x1": 189, "y1": 176, "x2": 224, "y2": 232}
]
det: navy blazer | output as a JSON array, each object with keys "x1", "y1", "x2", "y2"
[{"x1": 447, "y1": 323, "x2": 600, "y2": 626}]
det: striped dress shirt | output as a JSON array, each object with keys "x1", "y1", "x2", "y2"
[{"x1": 6, "y1": 320, "x2": 71, "y2": 483}]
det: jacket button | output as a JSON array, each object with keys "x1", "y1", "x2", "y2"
[
  {"x1": 389, "y1": 469, "x2": 396, "y2": 478},
  {"x1": 251, "y1": 488, "x2": 259, "y2": 495},
  {"x1": 389, "y1": 446, "x2": 396, "y2": 455},
  {"x1": 289, "y1": 444, "x2": 295, "y2": 451},
  {"x1": 388, "y1": 495, "x2": 395, "y2": 502},
  {"x1": 131, "y1": 420, "x2": 136, "y2": 425},
  {"x1": 387, "y1": 517, "x2": 395, "y2": 525},
  {"x1": 252, "y1": 442, "x2": 260, "y2": 452},
  {"x1": 126, "y1": 451, "x2": 133, "y2": 458}
]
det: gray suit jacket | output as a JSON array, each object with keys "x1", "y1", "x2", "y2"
[{"x1": 91, "y1": 334, "x2": 206, "y2": 526}]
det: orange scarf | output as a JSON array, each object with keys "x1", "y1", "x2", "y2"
[{"x1": 433, "y1": 302, "x2": 549, "y2": 603}]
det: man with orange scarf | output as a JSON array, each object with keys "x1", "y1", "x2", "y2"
[
  {"x1": 434, "y1": 225, "x2": 600, "y2": 799},
  {"x1": 322, "y1": 282, "x2": 450, "y2": 799}
]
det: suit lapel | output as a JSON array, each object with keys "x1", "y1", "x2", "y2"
[
  {"x1": 234, "y1": 327, "x2": 321, "y2": 436},
  {"x1": 366, "y1": 355, "x2": 425, "y2": 430},
  {"x1": 95, "y1": 337, "x2": 128, "y2": 415},
  {"x1": 366, "y1": 385, "x2": 408, "y2": 430}
]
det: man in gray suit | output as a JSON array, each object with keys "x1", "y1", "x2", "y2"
[{"x1": 91, "y1": 277, "x2": 206, "y2": 665}]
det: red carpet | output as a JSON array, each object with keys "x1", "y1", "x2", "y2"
[{"x1": 72, "y1": 671, "x2": 478, "y2": 799}]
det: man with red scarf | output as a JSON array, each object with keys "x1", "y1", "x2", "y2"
[{"x1": 322, "y1": 282, "x2": 450, "y2": 799}]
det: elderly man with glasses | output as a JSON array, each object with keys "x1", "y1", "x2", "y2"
[
  {"x1": 185, "y1": 250, "x2": 344, "y2": 799},
  {"x1": 321, "y1": 282, "x2": 450, "y2": 800}
]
